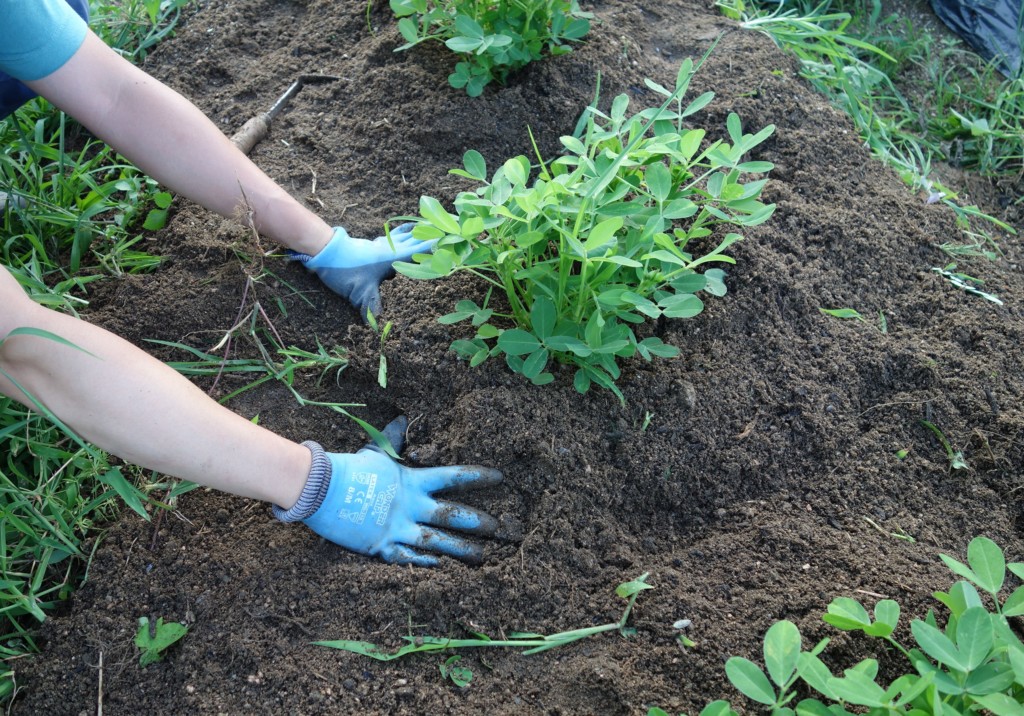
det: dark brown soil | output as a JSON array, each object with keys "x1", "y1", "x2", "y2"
[{"x1": 11, "y1": 0, "x2": 1024, "y2": 714}]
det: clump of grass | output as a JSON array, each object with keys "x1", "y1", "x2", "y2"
[
  {"x1": 717, "y1": 0, "x2": 1020, "y2": 249},
  {"x1": 0, "y1": 0, "x2": 193, "y2": 699},
  {"x1": 0, "y1": 1, "x2": 190, "y2": 311}
]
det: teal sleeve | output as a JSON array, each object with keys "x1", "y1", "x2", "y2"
[{"x1": 0, "y1": 0, "x2": 89, "y2": 82}]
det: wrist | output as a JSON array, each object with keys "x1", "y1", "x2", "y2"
[
  {"x1": 305, "y1": 226, "x2": 354, "y2": 269},
  {"x1": 272, "y1": 441, "x2": 332, "y2": 522},
  {"x1": 296, "y1": 223, "x2": 334, "y2": 257}
]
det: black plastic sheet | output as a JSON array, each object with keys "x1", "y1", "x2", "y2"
[{"x1": 929, "y1": 0, "x2": 1023, "y2": 76}]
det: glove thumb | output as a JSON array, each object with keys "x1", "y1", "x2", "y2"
[{"x1": 363, "y1": 416, "x2": 408, "y2": 457}]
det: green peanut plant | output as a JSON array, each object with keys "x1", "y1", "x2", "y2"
[
  {"x1": 394, "y1": 54, "x2": 776, "y2": 402},
  {"x1": 389, "y1": 0, "x2": 591, "y2": 96},
  {"x1": 650, "y1": 536, "x2": 1024, "y2": 716}
]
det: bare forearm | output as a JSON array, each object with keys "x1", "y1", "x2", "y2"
[
  {"x1": 0, "y1": 302, "x2": 307, "y2": 508},
  {"x1": 27, "y1": 32, "x2": 333, "y2": 255}
]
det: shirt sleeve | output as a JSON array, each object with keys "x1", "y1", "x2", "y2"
[{"x1": 0, "y1": 0, "x2": 89, "y2": 82}]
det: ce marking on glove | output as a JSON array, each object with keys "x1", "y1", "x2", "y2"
[{"x1": 340, "y1": 471, "x2": 378, "y2": 524}]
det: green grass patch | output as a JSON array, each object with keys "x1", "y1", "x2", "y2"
[
  {"x1": 717, "y1": 0, "x2": 1021, "y2": 251},
  {"x1": 0, "y1": 0, "x2": 191, "y2": 698}
]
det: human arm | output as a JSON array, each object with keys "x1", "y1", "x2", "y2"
[
  {"x1": 28, "y1": 30, "x2": 435, "y2": 316},
  {"x1": 25, "y1": 31, "x2": 334, "y2": 256},
  {"x1": 0, "y1": 268, "x2": 501, "y2": 564}
]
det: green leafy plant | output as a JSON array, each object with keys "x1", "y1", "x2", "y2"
[
  {"x1": 135, "y1": 616, "x2": 189, "y2": 667},
  {"x1": 675, "y1": 536, "x2": 1024, "y2": 716},
  {"x1": 90, "y1": 0, "x2": 192, "y2": 62},
  {"x1": 394, "y1": 53, "x2": 775, "y2": 402},
  {"x1": 439, "y1": 654, "x2": 473, "y2": 687},
  {"x1": 819, "y1": 307, "x2": 867, "y2": 322},
  {"x1": 389, "y1": 0, "x2": 591, "y2": 96},
  {"x1": 315, "y1": 573, "x2": 652, "y2": 659},
  {"x1": 819, "y1": 306, "x2": 888, "y2": 333}
]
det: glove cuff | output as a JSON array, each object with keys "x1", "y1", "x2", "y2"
[{"x1": 272, "y1": 441, "x2": 332, "y2": 522}]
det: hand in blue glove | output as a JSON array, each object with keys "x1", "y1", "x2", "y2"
[
  {"x1": 288, "y1": 224, "x2": 435, "y2": 321},
  {"x1": 274, "y1": 417, "x2": 503, "y2": 566}
]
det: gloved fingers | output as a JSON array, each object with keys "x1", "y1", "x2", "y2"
[
  {"x1": 388, "y1": 222, "x2": 416, "y2": 240},
  {"x1": 412, "y1": 525, "x2": 484, "y2": 563},
  {"x1": 378, "y1": 234, "x2": 437, "y2": 260},
  {"x1": 378, "y1": 543, "x2": 440, "y2": 567},
  {"x1": 423, "y1": 498, "x2": 499, "y2": 536},
  {"x1": 362, "y1": 415, "x2": 408, "y2": 456},
  {"x1": 343, "y1": 280, "x2": 383, "y2": 323},
  {"x1": 413, "y1": 465, "x2": 504, "y2": 494},
  {"x1": 379, "y1": 415, "x2": 408, "y2": 452}
]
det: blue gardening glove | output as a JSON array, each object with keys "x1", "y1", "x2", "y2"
[
  {"x1": 288, "y1": 224, "x2": 435, "y2": 321},
  {"x1": 274, "y1": 417, "x2": 503, "y2": 566}
]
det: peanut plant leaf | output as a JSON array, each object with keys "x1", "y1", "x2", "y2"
[
  {"x1": 967, "y1": 536, "x2": 1006, "y2": 594},
  {"x1": 419, "y1": 196, "x2": 461, "y2": 235},
  {"x1": 823, "y1": 597, "x2": 871, "y2": 631},
  {"x1": 725, "y1": 657, "x2": 776, "y2": 705},
  {"x1": 797, "y1": 652, "x2": 839, "y2": 701},
  {"x1": 583, "y1": 217, "x2": 623, "y2": 254},
  {"x1": 764, "y1": 620, "x2": 801, "y2": 688},
  {"x1": 1002, "y1": 585, "x2": 1024, "y2": 617},
  {"x1": 698, "y1": 702, "x2": 738, "y2": 716},
  {"x1": 972, "y1": 693, "x2": 1024, "y2": 716},
  {"x1": 964, "y1": 662, "x2": 1015, "y2": 695},
  {"x1": 912, "y1": 618, "x2": 968, "y2": 672},
  {"x1": 827, "y1": 670, "x2": 887, "y2": 707},
  {"x1": 645, "y1": 162, "x2": 672, "y2": 203},
  {"x1": 522, "y1": 348, "x2": 549, "y2": 379},
  {"x1": 955, "y1": 606, "x2": 993, "y2": 671},
  {"x1": 530, "y1": 298, "x2": 556, "y2": 340},
  {"x1": 497, "y1": 329, "x2": 541, "y2": 356}
]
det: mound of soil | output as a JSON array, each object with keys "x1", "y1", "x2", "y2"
[{"x1": 11, "y1": 0, "x2": 1024, "y2": 713}]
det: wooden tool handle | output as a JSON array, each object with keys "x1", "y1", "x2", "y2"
[{"x1": 230, "y1": 114, "x2": 270, "y2": 155}]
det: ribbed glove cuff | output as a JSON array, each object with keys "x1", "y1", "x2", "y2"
[{"x1": 272, "y1": 441, "x2": 332, "y2": 522}]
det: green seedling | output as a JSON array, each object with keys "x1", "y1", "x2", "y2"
[
  {"x1": 863, "y1": 516, "x2": 916, "y2": 543},
  {"x1": 135, "y1": 616, "x2": 189, "y2": 667},
  {"x1": 390, "y1": 0, "x2": 591, "y2": 96},
  {"x1": 819, "y1": 307, "x2": 889, "y2": 333},
  {"x1": 932, "y1": 265, "x2": 1003, "y2": 305},
  {"x1": 920, "y1": 420, "x2": 968, "y2": 471},
  {"x1": 673, "y1": 619, "x2": 696, "y2": 649},
  {"x1": 819, "y1": 307, "x2": 866, "y2": 322},
  {"x1": 641, "y1": 411, "x2": 654, "y2": 432},
  {"x1": 439, "y1": 654, "x2": 473, "y2": 687},
  {"x1": 315, "y1": 573, "x2": 653, "y2": 660},
  {"x1": 366, "y1": 310, "x2": 394, "y2": 389},
  {"x1": 685, "y1": 536, "x2": 1024, "y2": 716},
  {"x1": 395, "y1": 48, "x2": 775, "y2": 402}
]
